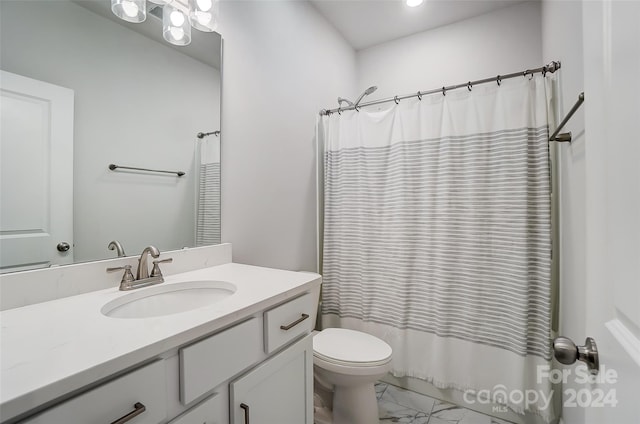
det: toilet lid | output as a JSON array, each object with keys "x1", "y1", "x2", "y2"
[{"x1": 313, "y1": 328, "x2": 392, "y2": 365}]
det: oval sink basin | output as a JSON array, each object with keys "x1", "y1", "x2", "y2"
[{"x1": 101, "y1": 280, "x2": 236, "y2": 319}]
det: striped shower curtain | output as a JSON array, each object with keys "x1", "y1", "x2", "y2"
[
  {"x1": 319, "y1": 75, "x2": 556, "y2": 421},
  {"x1": 195, "y1": 135, "x2": 221, "y2": 246}
]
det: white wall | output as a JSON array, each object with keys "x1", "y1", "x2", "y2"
[
  {"x1": 218, "y1": 1, "x2": 357, "y2": 271},
  {"x1": 0, "y1": 1, "x2": 220, "y2": 261},
  {"x1": 541, "y1": 1, "x2": 586, "y2": 423},
  {"x1": 356, "y1": 1, "x2": 542, "y2": 102}
]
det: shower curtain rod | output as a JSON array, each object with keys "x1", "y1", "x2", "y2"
[{"x1": 320, "y1": 61, "x2": 561, "y2": 116}]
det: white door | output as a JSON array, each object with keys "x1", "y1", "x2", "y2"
[
  {"x1": 0, "y1": 70, "x2": 74, "y2": 273},
  {"x1": 561, "y1": 1, "x2": 640, "y2": 423}
]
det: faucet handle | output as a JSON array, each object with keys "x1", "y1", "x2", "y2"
[
  {"x1": 150, "y1": 258, "x2": 173, "y2": 278},
  {"x1": 106, "y1": 265, "x2": 136, "y2": 290}
]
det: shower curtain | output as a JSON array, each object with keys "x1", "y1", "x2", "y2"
[
  {"x1": 195, "y1": 135, "x2": 221, "y2": 246},
  {"x1": 319, "y1": 74, "x2": 556, "y2": 421}
]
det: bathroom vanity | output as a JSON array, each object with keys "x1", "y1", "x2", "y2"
[{"x1": 0, "y1": 248, "x2": 321, "y2": 424}]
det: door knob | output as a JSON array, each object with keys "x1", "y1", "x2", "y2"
[
  {"x1": 57, "y1": 242, "x2": 71, "y2": 252},
  {"x1": 552, "y1": 336, "x2": 599, "y2": 374}
]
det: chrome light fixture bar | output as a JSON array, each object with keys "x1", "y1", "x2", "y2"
[{"x1": 111, "y1": 0, "x2": 219, "y2": 46}]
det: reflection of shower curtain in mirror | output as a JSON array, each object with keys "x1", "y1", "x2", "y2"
[
  {"x1": 319, "y1": 75, "x2": 557, "y2": 421},
  {"x1": 196, "y1": 136, "x2": 221, "y2": 246}
]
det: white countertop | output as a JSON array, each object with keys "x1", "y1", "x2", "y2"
[{"x1": 0, "y1": 263, "x2": 321, "y2": 422}]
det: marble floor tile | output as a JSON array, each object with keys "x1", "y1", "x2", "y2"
[
  {"x1": 378, "y1": 400, "x2": 430, "y2": 424},
  {"x1": 376, "y1": 382, "x2": 389, "y2": 400},
  {"x1": 373, "y1": 382, "x2": 514, "y2": 424},
  {"x1": 428, "y1": 400, "x2": 496, "y2": 424},
  {"x1": 379, "y1": 384, "x2": 436, "y2": 414},
  {"x1": 489, "y1": 418, "x2": 514, "y2": 424}
]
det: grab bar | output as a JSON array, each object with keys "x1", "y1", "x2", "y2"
[
  {"x1": 108, "y1": 164, "x2": 185, "y2": 177},
  {"x1": 549, "y1": 92, "x2": 584, "y2": 143}
]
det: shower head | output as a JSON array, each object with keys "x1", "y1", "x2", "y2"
[
  {"x1": 354, "y1": 86, "x2": 378, "y2": 107},
  {"x1": 337, "y1": 97, "x2": 354, "y2": 107}
]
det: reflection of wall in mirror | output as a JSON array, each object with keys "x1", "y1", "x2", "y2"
[{"x1": 0, "y1": 0, "x2": 221, "y2": 262}]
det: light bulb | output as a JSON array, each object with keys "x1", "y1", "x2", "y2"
[
  {"x1": 170, "y1": 27, "x2": 185, "y2": 41},
  {"x1": 121, "y1": 0, "x2": 139, "y2": 18},
  {"x1": 196, "y1": 0, "x2": 213, "y2": 12},
  {"x1": 170, "y1": 10, "x2": 185, "y2": 27},
  {"x1": 195, "y1": 11, "x2": 212, "y2": 25},
  {"x1": 406, "y1": 0, "x2": 424, "y2": 7}
]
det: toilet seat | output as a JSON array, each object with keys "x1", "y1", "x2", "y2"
[{"x1": 313, "y1": 328, "x2": 392, "y2": 367}]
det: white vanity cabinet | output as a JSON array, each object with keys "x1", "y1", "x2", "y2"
[
  {"x1": 14, "y1": 291, "x2": 318, "y2": 424},
  {"x1": 230, "y1": 335, "x2": 313, "y2": 424}
]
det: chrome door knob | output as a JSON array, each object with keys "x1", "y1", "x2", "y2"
[
  {"x1": 553, "y1": 336, "x2": 599, "y2": 374},
  {"x1": 57, "y1": 242, "x2": 71, "y2": 252}
]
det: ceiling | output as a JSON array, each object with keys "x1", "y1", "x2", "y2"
[{"x1": 309, "y1": 0, "x2": 530, "y2": 50}]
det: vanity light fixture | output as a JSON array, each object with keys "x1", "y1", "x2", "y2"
[
  {"x1": 111, "y1": 0, "x2": 219, "y2": 46},
  {"x1": 406, "y1": 0, "x2": 424, "y2": 7}
]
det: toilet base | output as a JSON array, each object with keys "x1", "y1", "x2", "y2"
[
  {"x1": 313, "y1": 378, "x2": 381, "y2": 424},
  {"x1": 332, "y1": 383, "x2": 379, "y2": 424}
]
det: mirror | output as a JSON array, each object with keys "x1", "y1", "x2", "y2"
[{"x1": 0, "y1": 0, "x2": 221, "y2": 272}]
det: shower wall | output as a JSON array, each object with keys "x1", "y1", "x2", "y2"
[{"x1": 356, "y1": 1, "x2": 542, "y2": 101}]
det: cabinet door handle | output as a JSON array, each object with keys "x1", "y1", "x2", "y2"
[
  {"x1": 111, "y1": 402, "x2": 146, "y2": 424},
  {"x1": 240, "y1": 403, "x2": 250, "y2": 424},
  {"x1": 280, "y1": 313, "x2": 310, "y2": 331}
]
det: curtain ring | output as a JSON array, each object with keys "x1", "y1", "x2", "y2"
[
  {"x1": 354, "y1": 105, "x2": 360, "y2": 112},
  {"x1": 417, "y1": 91, "x2": 422, "y2": 101},
  {"x1": 467, "y1": 81, "x2": 472, "y2": 91},
  {"x1": 394, "y1": 95, "x2": 400, "y2": 104},
  {"x1": 442, "y1": 86, "x2": 446, "y2": 96},
  {"x1": 496, "y1": 75, "x2": 502, "y2": 86},
  {"x1": 337, "y1": 107, "x2": 342, "y2": 115},
  {"x1": 542, "y1": 67, "x2": 547, "y2": 77}
]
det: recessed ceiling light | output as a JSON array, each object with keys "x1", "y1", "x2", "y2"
[{"x1": 406, "y1": 0, "x2": 424, "y2": 7}]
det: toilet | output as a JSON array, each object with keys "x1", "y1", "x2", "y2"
[{"x1": 313, "y1": 328, "x2": 393, "y2": 424}]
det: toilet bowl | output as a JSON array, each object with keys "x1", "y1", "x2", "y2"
[{"x1": 313, "y1": 328, "x2": 392, "y2": 424}]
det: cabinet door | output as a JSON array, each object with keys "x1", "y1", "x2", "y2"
[{"x1": 230, "y1": 335, "x2": 313, "y2": 424}]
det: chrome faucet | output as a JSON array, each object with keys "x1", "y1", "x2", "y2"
[
  {"x1": 137, "y1": 245, "x2": 160, "y2": 280},
  {"x1": 107, "y1": 245, "x2": 172, "y2": 291},
  {"x1": 108, "y1": 240, "x2": 126, "y2": 257}
]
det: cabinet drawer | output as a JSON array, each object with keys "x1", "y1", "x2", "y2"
[
  {"x1": 168, "y1": 393, "x2": 223, "y2": 424},
  {"x1": 180, "y1": 318, "x2": 262, "y2": 405},
  {"x1": 22, "y1": 361, "x2": 166, "y2": 424},
  {"x1": 264, "y1": 292, "x2": 315, "y2": 354}
]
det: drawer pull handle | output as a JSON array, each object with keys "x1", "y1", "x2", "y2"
[
  {"x1": 111, "y1": 402, "x2": 146, "y2": 424},
  {"x1": 280, "y1": 313, "x2": 310, "y2": 331},
  {"x1": 240, "y1": 402, "x2": 250, "y2": 424}
]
